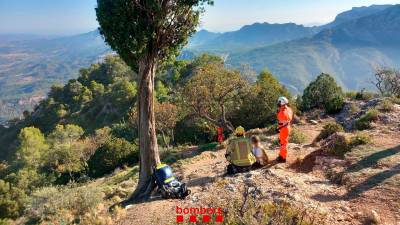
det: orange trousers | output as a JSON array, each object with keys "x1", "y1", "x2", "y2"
[{"x1": 279, "y1": 126, "x2": 291, "y2": 159}]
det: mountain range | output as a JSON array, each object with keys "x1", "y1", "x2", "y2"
[{"x1": 0, "y1": 4, "x2": 399, "y2": 121}]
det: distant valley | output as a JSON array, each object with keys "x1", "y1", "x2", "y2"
[{"x1": 1, "y1": 4, "x2": 400, "y2": 122}]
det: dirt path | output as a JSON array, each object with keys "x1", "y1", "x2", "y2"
[{"x1": 118, "y1": 122, "x2": 400, "y2": 225}]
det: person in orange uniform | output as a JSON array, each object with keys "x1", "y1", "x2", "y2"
[{"x1": 276, "y1": 97, "x2": 293, "y2": 163}]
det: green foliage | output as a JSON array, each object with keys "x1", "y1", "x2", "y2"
[
  {"x1": 46, "y1": 124, "x2": 86, "y2": 179},
  {"x1": 0, "y1": 179, "x2": 27, "y2": 219},
  {"x1": 289, "y1": 127, "x2": 307, "y2": 144},
  {"x1": 234, "y1": 70, "x2": 292, "y2": 128},
  {"x1": 155, "y1": 81, "x2": 169, "y2": 102},
  {"x1": 27, "y1": 185, "x2": 104, "y2": 222},
  {"x1": 315, "y1": 122, "x2": 344, "y2": 142},
  {"x1": 354, "y1": 109, "x2": 380, "y2": 130},
  {"x1": 16, "y1": 127, "x2": 48, "y2": 169},
  {"x1": 96, "y1": 0, "x2": 212, "y2": 70},
  {"x1": 355, "y1": 89, "x2": 376, "y2": 101},
  {"x1": 174, "y1": 118, "x2": 215, "y2": 145},
  {"x1": 349, "y1": 133, "x2": 371, "y2": 147},
  {"x1": 182, "y1": 62, "x2": 247, "y2": 131},
  {"x1": 88, "y1": 138, "x2": 139, "y2": 178},
  {"x1": 325, "y1": 134, "x2": 351, "y2": 157},
  {"x1": 301, "y1": 73, "x2": 345, "y2": 114}
]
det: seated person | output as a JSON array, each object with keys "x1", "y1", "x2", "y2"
[
  {"x1": 250, "y1": 135, "x2": 269, "y2": 168},
  {"x1": 225, "y1": 126, "x2": 256, "y2": 174}
]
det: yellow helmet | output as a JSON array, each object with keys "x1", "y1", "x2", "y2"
[{"x1": 235, "y1": 126, "x2": 245, "y2": 136}]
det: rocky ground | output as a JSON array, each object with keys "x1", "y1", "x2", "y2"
[{"x1": 116, "y1": 99, "x2": 400, "y2": 225}]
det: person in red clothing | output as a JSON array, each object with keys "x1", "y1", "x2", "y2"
[{"x1": 276, "y1": 96, "x2": 293, "y2": 163}]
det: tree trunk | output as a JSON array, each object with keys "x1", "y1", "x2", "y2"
[
  {"x1": 130, "y1": 57, "x2": 161, "y2": 202},
  {"x1": 161, "y1": 130, "x2": 170, "y2": 149}
]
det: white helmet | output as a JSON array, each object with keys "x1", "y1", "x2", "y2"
[{"x1": 278, "y1": 96, "x2": 289, "y2": 106}]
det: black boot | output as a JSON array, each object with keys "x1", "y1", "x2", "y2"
[{"x1": 276, "y1": 156, "x2": 286, "y2": 163}]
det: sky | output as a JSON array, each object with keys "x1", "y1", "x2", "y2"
[{"x1": 0, "y1": 0, "x2": 399, "y2": 35}]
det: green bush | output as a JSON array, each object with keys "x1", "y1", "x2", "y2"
[
  {"x1": 234, "y1": 70, "x2": 292, "y2": 128},
  {"x1": 198, "y1": 142, "x2": 219, "y2": 152},
  {"x1": 88, "y1": 138, "x2": 139, "y2": 177},
  {"x1": 355, "y1": 89, "x2": 376, "y2": 101},
  {"x1": 301, "y1": 73, "x2": 345, "y2": 114},
  {"x1": 378, "y1": 99, "x2": 394, "y2": 112},
  {"x1": 26, "y1": 185, "x2": 104, "y2": 222},
  {"x1": 289, "y1": 128, "x2": 307, "y2": 144},
  {"x1": 345, "y1": 91, "x2": 357, "y2": 100},
  {"x1": 325, "y1": 134, "x2": 351, "y2": 157},
  {"x1": 349, "y1": 133, "x2": 371, "y2": 147},
  {"x1": 354, "y1": 109, "x2": 380, "y2": 130},
  {"x1": 0, "y1": 180, "x2": 27, "y2": 219},
  {"x1": 315, "y1": 122, "x2": 344, "y2": 142}
]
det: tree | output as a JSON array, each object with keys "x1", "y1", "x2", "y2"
[
  {"x1": 234, "y1": 70, "x2": 291, "y2": 128},
  {"x1": 182, "y1": 63, "x2": 247, "y2": 132},
  {"x1": 300, "y1": 73, "x2": 345, "y2": 114},
  {"x1": 96, "y1": 0, "x2": 212, "y2": 200},
  {"x1": 155, "y1": 102, "x2": 178, "y2": 148},
  {"x1": 373, "y1": 67, "x2": 400, "y2": 97},
  {"x1": 16, "y1": 127, "x2": 48, "y2": 169},
  {"x1": 46, "y1": 124, "x2": 85, "y2": 181}
]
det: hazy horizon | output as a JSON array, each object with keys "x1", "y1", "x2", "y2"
[{"x1": 0, "y1": 0, "x2": 399, "y2": 35}]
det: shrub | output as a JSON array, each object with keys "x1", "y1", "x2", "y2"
[
  {"x1": 0, "y1": 180, "x2": 27, "y2": 219},
  {"x1": 224, "y1": 199, "x2": 323, "y2": 225},
  {"x1": 348, "y1": 103, "x2": 360, "y2": 114},
  {"x1": 315, "y1": 122, "x2": 344, "y2": 142},
  {"x1": 354, "y1": 109, "x2": 380, "y2": 130},
  {"x1": 234, "y1": 70, "x2": 292, "y2": 128},
  {"x1": 378, "y1": 99, "x2": 394, "y2": 112},
  {"x1": 321, "y1": 133, "x2": 351, "y2": 157},
  {"x1": 301, "y1": 73, "x2": 345, "y2": 114},
  {"x1": 26, "y1": 185, "x2": 104, "y2": 222},
  {"x1": 355, "y1": 89, "x2": 376, "y2": 101},
  {"x1": 88, "y1": 138, "x2": 139, "y2": 177},
  {"x1": 289, "y1": 128, "x2": 307, "y2": 144},
  {"x1": 349, "y1": 133, "x2": 371, "y2": 147},
  {"x1": 345, "y1": 91, "x2": 357, "y2": 100}
]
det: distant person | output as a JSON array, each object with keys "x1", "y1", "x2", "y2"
[
  {"x1": 225, "y1": 126, "x2": 256, "y2": 174},
  {"x1": 250, "y1": 135, "x2": 269, "y2": 168},
  {"x1": 276, "y1": 97, "x2": 293, "y2": 163}
]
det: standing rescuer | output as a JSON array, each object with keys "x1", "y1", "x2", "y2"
[{"x1": 276, "y1": 97, "x2": 293, "y2": 163}]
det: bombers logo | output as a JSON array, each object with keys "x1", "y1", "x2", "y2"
[{"x1": 176, "y1": 206, "x2": 224, "y2": 223}]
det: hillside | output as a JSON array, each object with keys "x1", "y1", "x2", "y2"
[
  {"x1": 229, "y1": 5, "x2": 400, "y2": 92},
  {"x1": 319, "y1": 4, "x2": 392, "y2": 30},
  {"x1": 188, "y1": 22, "x2": 317, "y2": 52},
  {"x1": 1, "y1": 4, "x2": 400, "y2": 122},
  {"x1": 0, "y1": 31, "x2": 111, "y2": 121},
  {"x1": 6, "y1": 98, "x2": 399, "y2": 225}
]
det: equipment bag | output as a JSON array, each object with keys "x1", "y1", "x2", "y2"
[{"x1": 153, "y1": 164, "x2": 191, "y2": 199}]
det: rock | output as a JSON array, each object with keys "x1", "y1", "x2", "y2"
[
  {"x1": 224, "y1": 184, "x2": 235, "y2": 192},
  {"x1": 367, "y1": 210, "x2": 381, "y2": 224},
  {"x1": 310, "y1": 120, "x2": 319, "y2": 125},
  {"x1": 340, "y1": 205, "x2": 351, "y2": 212}
]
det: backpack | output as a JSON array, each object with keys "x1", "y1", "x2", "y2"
[
  {"x1": 153, "y1": 164, "x2": 191, "y2": 199},
  {"x1": 226, "y1": 137, "x2": 256, "y2": 167}
]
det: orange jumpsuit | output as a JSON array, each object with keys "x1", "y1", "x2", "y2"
[{"x1": 277, "y1": 106, "x2": 293, "y2": 159}]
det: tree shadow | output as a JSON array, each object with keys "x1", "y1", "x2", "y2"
[
  {"x1": 344, "y1": 146, "x2": 399, "y2": 174},
  {"x1": 312, "y1": 164, "x2": 400, "y2": 202},
  {"x1": 311, "y1": 145, "x2": 400, "y2": 202},
  {"x1": 344, "y1": 164, "x2": 400, "y2": 199}
]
